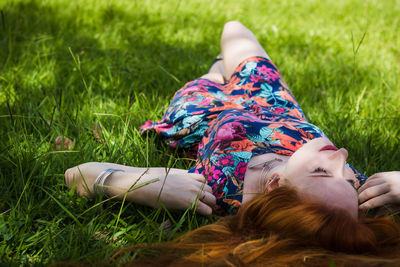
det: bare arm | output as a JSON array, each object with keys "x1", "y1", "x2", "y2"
[{"x1": 65, "y1": 162, "x2": 216, "y2": 215}]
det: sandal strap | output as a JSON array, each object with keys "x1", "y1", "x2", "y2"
[{"x1": 93, "y1": 168, "x2": 125, "y2": 197}]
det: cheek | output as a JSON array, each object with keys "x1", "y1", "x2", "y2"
[
  {"x1": 279, "y1": 176, "x2": 292, "y2": 187},
  {"x1": 280, "y1": 173, "x2": 308, "y2": 189},
  {"x1": 283, "y1": 157, "x2": 306, "y2": 178}
]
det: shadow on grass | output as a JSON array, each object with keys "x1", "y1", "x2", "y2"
[
  {"x1": 0, "y1": 1, "x2": 216, "y2": 105},
  {"x1": 0, "y1": 1, "x2": 380, "y2": 108}
]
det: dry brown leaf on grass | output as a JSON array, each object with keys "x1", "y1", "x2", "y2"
[
  {"x1": 92, "y1": 122, "x2": 105, "y2": 144},
  {"x1": 55, "y1": 136, "x2": 73, "y2": 150}
]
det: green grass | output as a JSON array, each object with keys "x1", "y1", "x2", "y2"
[{"x1": 0, "y1": 0, "x2": 399, "y2": 264}]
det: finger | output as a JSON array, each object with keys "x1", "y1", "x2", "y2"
[
  {"x1": 368, "y1": 173, "x2": 384, "y2": 180},
  {"x1": 369, "y1": 172, "x2": 399, "y2": 180},
  {"x1": 358, "y1": 178, "x2": 385, "y2": 194},
  {"x1": 358, "y1": 183, "x2": 390, "y2": 204},
  {"x1": 359, "y1": 193, "x2": 392, "y2": 210},
  {"x1": 191, "y1": 179, "x2": 213, "y2": 193},
  {"x1": 190, "y1": 173, "x2": 207, "y2": 183},
  {"x1": 195, "y1": 200, "x2": 213, "y2": 216},
  {"x1": 199, "y1": 183, "x2": 213, "y2": 194},
  {"x1": 200, "y1": 191, "x2": 217, "y2": 207}
]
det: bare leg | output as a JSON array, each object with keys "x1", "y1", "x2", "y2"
[{"x1": 221, "y1": 21, "x2": 270, "y2": 79}]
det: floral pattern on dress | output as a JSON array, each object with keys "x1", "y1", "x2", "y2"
[{"x1": 141, "y1": 57, "x2": 367, "y2": 214}]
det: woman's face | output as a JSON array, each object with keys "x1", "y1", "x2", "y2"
[{"x1": 280, "y1": 138, "x2": 359, "y2": 218}]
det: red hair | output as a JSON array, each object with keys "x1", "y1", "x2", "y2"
[{"x1": 114, "y1": 187, "x2": 400, "y2": 266}]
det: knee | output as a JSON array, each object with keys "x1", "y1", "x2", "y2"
[
  {"x1": 224, "y1": 20, "x2": 244, "y2": 29},
  {"x1": 222, "y1": 21, "x2": 246, "y2": 36}
]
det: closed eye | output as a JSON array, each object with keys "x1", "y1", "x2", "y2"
[{"x1": 312, "y1": 167, "x2": 328, "y2": 174}]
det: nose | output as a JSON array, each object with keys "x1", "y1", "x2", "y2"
[
  {"x1": 328, "y1": 148, "x2": 348, "y2": 175},
  {"x1": 328, "y1": 148, "x2": 348, "y2": 160}
]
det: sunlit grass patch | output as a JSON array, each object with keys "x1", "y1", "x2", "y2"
[{"x1": 0, "y1": 0, "x2": 399, "y2": 264}]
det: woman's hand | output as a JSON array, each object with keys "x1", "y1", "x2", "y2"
[
  {"x1": 65, "y1": 162, "x2": 105, "y2": 197},
  {"x1": 358, "y1": 171, "x2": 400, "y2": 210},
  {"x1": 143, "y1": 170, "x2": 216, "y2": 216}
]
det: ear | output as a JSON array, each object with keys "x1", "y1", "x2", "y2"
[{"x1": 264, "y1": 174, "x2": 281, "y2": 194}]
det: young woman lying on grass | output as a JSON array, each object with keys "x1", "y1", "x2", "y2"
[{"x1": 65, "y1": 21, "x2": 400, "y2": 265}]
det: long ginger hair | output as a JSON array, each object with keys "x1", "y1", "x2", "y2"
[{"x1": 114, "y1": 187, "x2": 400, "y2": 266}]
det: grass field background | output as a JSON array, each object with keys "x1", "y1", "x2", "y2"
[{"x1": 0, "y1": 0, "x2": 399, "y2": 264}]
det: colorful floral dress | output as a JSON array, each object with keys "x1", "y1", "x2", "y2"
[{"x1": 141, "y1": 56, "x2": 367, "y2": 213}]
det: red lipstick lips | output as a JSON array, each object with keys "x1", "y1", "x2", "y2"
[{"x1": 319, "y1": 145, "x2": 339, "y2": 152}]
